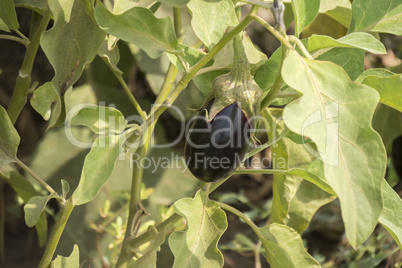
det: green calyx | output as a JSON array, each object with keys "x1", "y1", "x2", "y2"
[{"x1": 204, "y1": 33, "x2": 263, "y2": 127}]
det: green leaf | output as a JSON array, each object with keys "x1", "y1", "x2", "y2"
[
  {"x1": 255, "y1": 47, "x2": 282, "y2": 92},
  {"x1": 7, "y1": 171, "x2": 38, "y2": 203},
  {"x1": 97, "y1": 39, "x2": 123, "y2": 74},
  {"x1": 314, "y1": 47, "x2": 364, "y2": 81},
  {"x1": 187, "y1": 0, "x2": 238, "y2": 50},
  {"x1": 348, "y1": 0, "x2": 402, "y2": 35},
  {"x1": 41, "y1": 0, "x2": 106, "y2": 92},
  {"x1": 193, "y1": 70, "x2": 226, "y2": 97},
  {"x1": 319, "y1": 0, "x2": 352, "y2": 28},
  {"x1": 291, "y1": 0, "x2": 320, "y2": 37},
  {"x1": 94, "y1": 3, "x2": 178, "y2": 59},
  {"x1": 51, "y1": 244, "x2": 80, "y2": 268},
  {"x1": 167, "y1": 44, "x2": 206, "y2": 72},
  {"x1": 61, "y1": 179, "x2": 70, "y2": 199},
  {"x1": 70, "y1": 105, "x2": 127, "y2": 134},
  {"x1": 5, "y1": 171, "x2": 48, "y2": 247},
  {"x1": 372, "y1": 104, "x2": 402, "y2": 149},
  {"x1": 259, "y1": 223, "x2": 320, "y2": 267},
  {"x1": 24, "y1": 193, "x2": 57, "y2": 227},
  {"x1": 72, "y1": 135, "x2": 124, "y2": 205},
  {"x1": 113, "y1": 0, "x2": 154, "y2": 14},
  {"x1": 169, "y1": 190, "x2": 228, "y2": 268},
  {"x1": 30, "y1": 82, "x2": 61, "y2": 122},
  {"x1": 355, "y1": 68, "x2": 395, "y2": 83},
  {"x1": 0, "y1": 105, "x2": 20, "y2": 167},
  {"x1": 157, "y1": 0, "x2": 189, "y2": 7},
  {"x1": 282, "y1": 50, "x2": 386, "y2": 248},
  {"x1": 0, "y1": 0, "x2": 19, "y2": 32},
  {"x1": 13, "y1": 0, "x2": 47, "y2": 15},
  {"x1": 379, "y1": 180, "x2": 402, "y2": 250},
  {"x1": 308, "y1": 32, "x2": 386, "y2": 54},
  {"x1": 361, "y1": 74, "x2": 402, "y2": 112}
]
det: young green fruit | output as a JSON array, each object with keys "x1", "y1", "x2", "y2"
[{"x1": 185, "y1": 99, "x2": 250, "y2": 182}]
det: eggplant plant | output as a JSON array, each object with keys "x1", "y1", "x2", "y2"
[{"x1": 0, "y1": 0, "x2": 401, "y2": 267}]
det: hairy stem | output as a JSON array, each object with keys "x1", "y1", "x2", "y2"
[
  {"x1": 288, "y1": 35, "x2": 313, "y2": 60},
  {"x1": 37, "y1": 199, "x2": 75, "y2": 268},
  {"x1": 16, "y1": 159, "x2": 56, "y2": 194},
  {"x1": 7, "y1": 8, "x2": 52, "y2": 124},
  {"x1": 217, "y1": 202, "x2": 262, "y2": 237}
]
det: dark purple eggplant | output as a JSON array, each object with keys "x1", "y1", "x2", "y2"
[{"x1": 185, "y1": 100, "x2": 250, "y2": 182}]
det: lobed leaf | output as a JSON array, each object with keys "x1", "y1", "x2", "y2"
[
  {"x1": 51, "y1": 244, "x2": 80, "y2": 268},
  {"x1": 379, "y1": 180, "x2": 402, "y2": 250},
  {"x1": 169, "y1": 190, "x2": 228, "y2": 268},
  {"x1": 97, "y1": 39, "x2": 123, "y2": 74},
  {"x1": 308, "y1": 32, "x2": 386, "y2": 54},
  {"x1": 0, "y1": 105, "x2": 20, "y2": 167},
  {"x1": 0, "y1": 0, "x2": 19, "y2": 31},
  {"x1": 70, "y1": 105, "x2": 127, "y2": 134},
  {"x1": 259, "y1": 223, "x2": 320, "y2": 267},
  {"x1": 94, "y1": 3, "x2": 178, "y2": 59},
  {"x1": 72, "y1": 135, "x2": 124, "y2": 205},
  {"x1": 187, "y1": 0, "x2": 238, "y2": 50},
  {"x1": 41, "y1": 0, "x2": 106, "y2": 92},
  {"x1": 282, "y1": 50, "x2": 386, "y2": 247},
  {"x1": 348, "y1": 0, "x2": 402, "y2": 35},
  {"x1": 291, "y1": 0, "x2": 320, "y2": 37}
]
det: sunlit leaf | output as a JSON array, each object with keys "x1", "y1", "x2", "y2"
[
  {"x1": 94, "y1": 3, "x2": 178, "y2": 59},
  {"x1": 72, "y1": 135, "x2": 124, "y2": 205},
  {"x1": 157, "y1": 0, "x2": 189, "y2": 7},
  {"x1": 282, "y1": 50, "x2": 386, "y2": 247},
  {"x1": 349, "y1": 0, "x2": 402, "y2": 35},
  {"x1": 0, "y1": 0, "x2": 19, "y2": 31},
  {"x1": 169, "y1": 190, "x2": 227, "y2": 268},
  {"x1": 41, "y1": 0, "x2": 105, "y2": 92},
  {"x1": 319, "y1": 0, "x2": 352, "y2": 28},
  {"x1": 51, "y1": 244, "x2": 80, "y2": 268},
  {"x1": 308, "y1": 32, "x2": 386, "y2": 54},
  {"x1": 0, "y1": 105, "x2": 20, "y2": 167},
  {"x1": 259, "y1": 223, "x2": 320, "y2": 267},
  {"x1": 187, "y1": 0, "x2": 238, "y2": 49},
  {"x1": 97, "y1": 39, "x2": 123, "y2": 74},
  {"x1": 70, "y1": 105, "x2": 127, "y2": 134},
  {"x1": 379, "y1": 180, "x2": 402, "y2": 250},
  {"x1": 291, "y1": 0, "x2": 320, "y2": 37}
]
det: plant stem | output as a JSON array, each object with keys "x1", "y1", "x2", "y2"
[
  {"x1": 126, "y1": 213, "x2": 183, "y2": 249},
  {"x1": 37, "y1": 199, "x2": 75, "y2": 268},
  {"x1": 217, "y1": 201, "x2": 262, "y2": 237},
  {"x1": 130, "y1": 6, "x2": 259, "y2": 142},
  {"x1": 288, "y1": 35, "x2": 313, "y2": 59},
  {"x1": 251, "y1": 14, "x2": 293, "y2": 51},
  {"x1": 108, "y1": 67, "x2": 147, "y2": 120},
  {"x1": 173, "y1": 7, "x2": 183, "y2": 42},
  {"x1": 116, "y1": 141, "x2": 147, "y2": 268},
  {"x1": 0, "y1": 34, "x2": 29, "y2": 46},
  {"x1": 16, "y1": 159, "x2": 56, "y2": 194},
  {"x1": 7, "y1": 8, "x2": 52, "y2": 124}
]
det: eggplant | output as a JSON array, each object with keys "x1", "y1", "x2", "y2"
[{"x1": 185, "y1": 100, "x2": 250, "y2": 182}]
